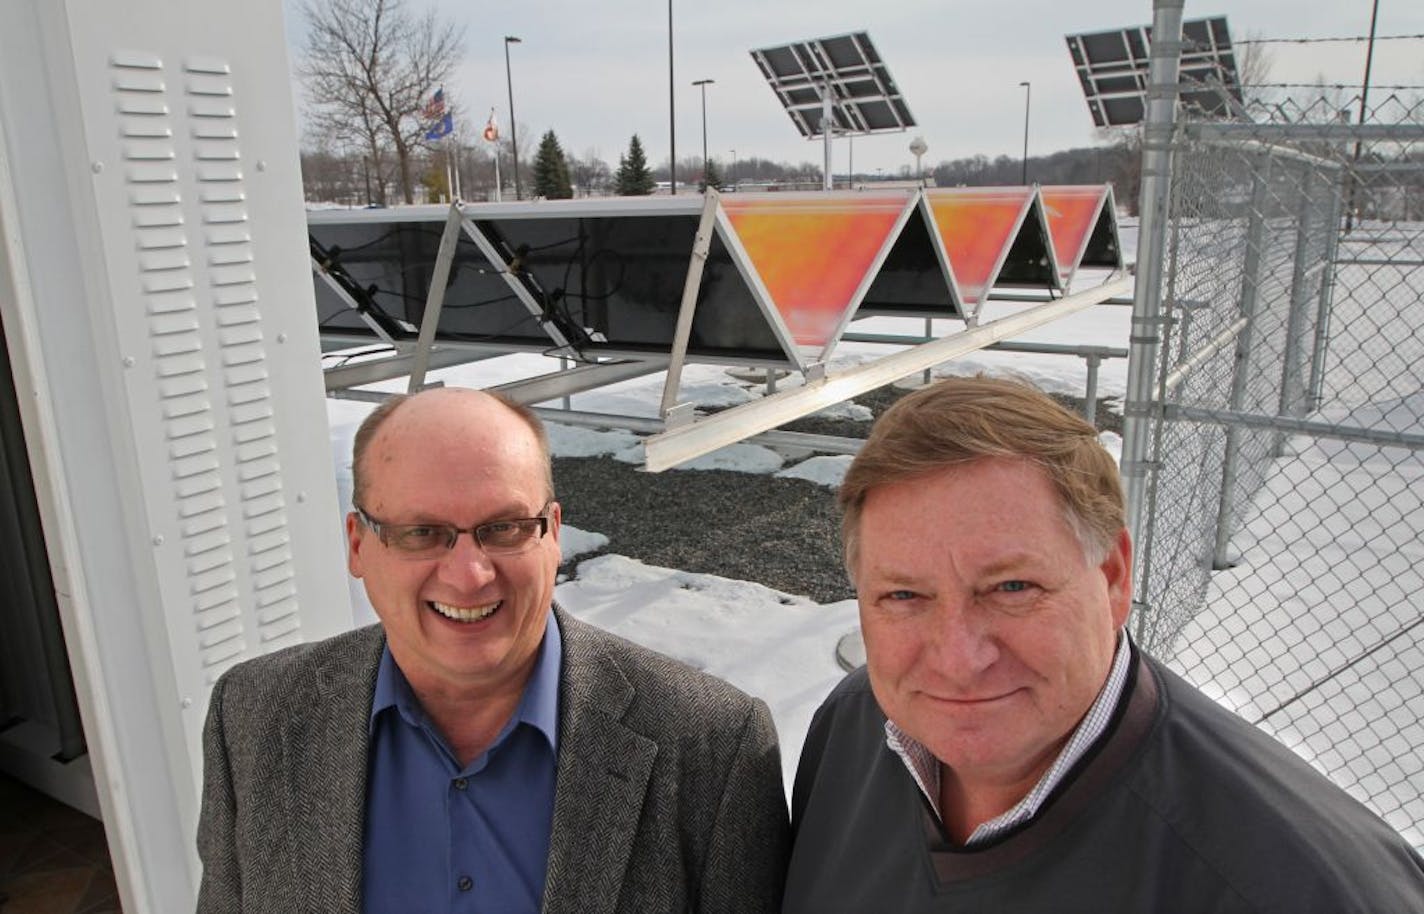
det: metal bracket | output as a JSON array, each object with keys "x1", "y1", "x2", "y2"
[{"x1": 663, "y1": 402, "x2": 697, "y2": 430}]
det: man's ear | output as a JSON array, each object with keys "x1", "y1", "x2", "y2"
[
  {"x1": 547, "y1": 500, "x2": 562, "y2": 544},
  {"x1": 1101, "y1": 527, "x2": 1133, "y2": 630},
  {"x1": 346, "y1": 512, "x2": 366, "y2": 579}
]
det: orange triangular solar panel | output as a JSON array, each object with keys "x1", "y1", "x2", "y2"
[
  {"x1": 922, "y1": 187, "x2": 1038, "y2": 308},
  {"x1": 1040, "y1": 185, "x2": 1121, "y2": 284},
  {"x1": 720, "y1": 191, "x2": 913, "y2": 351}
]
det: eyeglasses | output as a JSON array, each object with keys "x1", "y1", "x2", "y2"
[{"x1": 354, "y1": 502, "x2": 553, "y2": 559}]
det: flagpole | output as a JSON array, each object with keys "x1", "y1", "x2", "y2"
[
  {"x1": 484, "y1": 107, "x2": 502, "y2": 203},
  {"x1": 450, "y1": 135, "x2": 461, "y2": 200}
]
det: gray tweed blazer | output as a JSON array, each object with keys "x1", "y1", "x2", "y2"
[{"x1": 196, "y1": 605, "x2": 789, "y2": 913}]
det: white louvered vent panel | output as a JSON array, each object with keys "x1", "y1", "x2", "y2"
[
  {"x1": 112, "y1": 52, "x2": 251, "y2": 675},
  {"x1": 185, "y1": 59, "x2": 303, "y2": 659}
]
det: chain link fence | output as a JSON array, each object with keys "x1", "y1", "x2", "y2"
[{"x1": 1125, "y1": 82, "x2": 1424, "y2": 850}]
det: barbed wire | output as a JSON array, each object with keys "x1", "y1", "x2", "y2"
[
  {"x1": 1241, "y1": 83, "x2": 1424, "y2": 92},
  {"x1": 1236, "y1": 33, "x2": 1424, "y2": 45}
]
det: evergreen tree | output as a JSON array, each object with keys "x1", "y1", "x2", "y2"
[
  {"x1": 615, "y1": 134, "x2": 655, "y2": 196},
  {"x1": 699, "y1": 158, "x2": 723, "y2": 193},
  {"x1": 532, "y1": 130, "x2": 573, "y2": 199}
]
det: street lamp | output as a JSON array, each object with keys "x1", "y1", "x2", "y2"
[
  {"x1": 730, "y1": 148, "x2": 736, "y2": 188},
  {"x1": 667, "y1": 0, "x2": 676, "y2": 194},
  {"x1": 1018, "y1": 80, "x2": 1031, "y2": 185},
  {"x1": 692, "y1": 78, "x2": 715, "y2": 189},
  {"x1": 504, "y1": 36, "x2": 522, "y2": 199}
]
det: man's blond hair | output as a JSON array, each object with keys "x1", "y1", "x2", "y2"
[{"x1": 839, "y1": 376, "x2": 1124, "y2": 573}]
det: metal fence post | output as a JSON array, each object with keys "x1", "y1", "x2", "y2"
[
  {"x1": 1277, "y1": 165, "x2": 1318, "y2": 434},
  {"x1": 1213, "y1": 155, "x2": 1272, "y2": 568},
  {"x1": 1121, "y1": 0, "x2": 1185, "y2": 639},
  {"x1": 1307, "y1": 171, "x2": 1346, "y2": 409}
]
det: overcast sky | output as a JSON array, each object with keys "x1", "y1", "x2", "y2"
[{"x1": 283, "y1": 0, "x2": 1424, "y2": 175}]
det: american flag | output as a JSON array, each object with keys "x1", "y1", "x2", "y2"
[{"x1": 422, "y1": 88, "x2": 446, "y2": 121}]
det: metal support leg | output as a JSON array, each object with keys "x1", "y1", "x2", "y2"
[
  {"x1": 1083, "y1": 353, "x2": 1101, "y2": 426},
  {"x1": 659, "y1": 189, "x2": 721, "y2": 423},
  {"x1": 407, "y1": 202, "x2": 464, "y2": 394},
  {"x1": 922, "y1": 317, "x2": 933, "y2": 385}
]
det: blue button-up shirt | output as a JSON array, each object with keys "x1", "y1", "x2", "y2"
[{"x1": 362, "y1": 609, "x2": 562, "y2": 914}]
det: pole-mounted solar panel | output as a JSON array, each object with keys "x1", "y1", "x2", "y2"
[
  {"x1": 751, "y1": 31, "x2": 916, "y2": 189},
  {"x1": 1065, "y1": 15, "x2": 1242, "y2": 127}
]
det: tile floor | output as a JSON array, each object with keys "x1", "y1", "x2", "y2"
[{"x1": 0, "y1": 774, "x2": 120, "y2": 914}]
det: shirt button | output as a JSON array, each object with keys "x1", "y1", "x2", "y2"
[
  {"x1": 457, "y1": 875, "x2": 473, "y2": 892},
  {"x1": 453, "y1": 777, "x2": 468, "y2": 791}
]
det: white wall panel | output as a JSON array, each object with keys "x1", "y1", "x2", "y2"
[{"x1": 0, "y1": 1, "x2": 352, "y2": 909}]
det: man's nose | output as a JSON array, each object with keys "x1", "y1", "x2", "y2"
[
  {"x1": 436, "y1": 531, "x2": 497, "y2": 588},
  {"x1": 928, "y1": 598, "x2": 1000, "y2": 676}
]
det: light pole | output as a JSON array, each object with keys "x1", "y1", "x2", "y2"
[
  {"x1": 1018, "y1": 80, "x2": 1031, "y2": 185},
  {"x1": 730, "y1": 148, "x2": 736, "y2": 188},
  {"x1": 504, "y1": 36, "x2": 522, "y2": 199},
  {"x1": 667, "y1": 0, "x2": 676, "y2": 194},
  {"x1": 692, "y1": 78, "x2": 714, "y2": 189}
]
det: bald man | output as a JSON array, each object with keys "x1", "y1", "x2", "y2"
[{"x1": 197, "y1": 388, "x2": 788, "y2": 914}]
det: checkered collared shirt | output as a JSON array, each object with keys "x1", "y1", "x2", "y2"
[{"x1": 884, "y1": 632, "x2": 1132, "y2": 846}]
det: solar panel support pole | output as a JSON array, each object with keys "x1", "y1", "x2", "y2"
[
  {"x1": 822, "y1": 82, "x2": 834, "y2": 190},
  {"x1": 407, "y1": 202, "x2": 464, "y2": 393},
  {"x1": 659, "y1": 189, "x2": 722, "y2": 422}
]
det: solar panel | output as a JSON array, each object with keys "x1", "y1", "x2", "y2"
[
  {"x1": 1065, "y1": 15, "x2": 1241, "y2": 127},
  {"x1": 750, "y1": 32, "x2": 915, "y2": 138}
]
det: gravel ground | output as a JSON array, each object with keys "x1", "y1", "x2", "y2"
[{"x1": 553, "y1": 384, "x2": 1121, "y2": 604}]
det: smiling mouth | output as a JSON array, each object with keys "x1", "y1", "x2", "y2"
[
  {"x1": 429, "y1": 600, "x2": 500, "y2": 623},
  {"x1": 926, "y1": 691, "x2": 1018, "y2": 706}
]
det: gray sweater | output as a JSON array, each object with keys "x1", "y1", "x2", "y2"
[{"x1": 784, "y1": 650, "x2": 1424, "y2": 913}]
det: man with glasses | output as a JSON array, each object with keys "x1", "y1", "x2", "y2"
[{"x1": 197, "y1": 387, "x2": 789, "y2": 913}]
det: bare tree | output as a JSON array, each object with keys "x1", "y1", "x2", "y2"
[
  {"x1": 1233, "y1": 32, "x2": 1274, "y2": 110},
  {"x1": 299, "y1": 0, "x2": 463, "y2": 204}
]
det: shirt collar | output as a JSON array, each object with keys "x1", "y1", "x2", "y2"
[
  {"x1": 885, "y1": 630, "x2": 1133, "y2": 845},
  {"x1": 370, "y1": 606, "x2": 563, "y2": 756}
]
